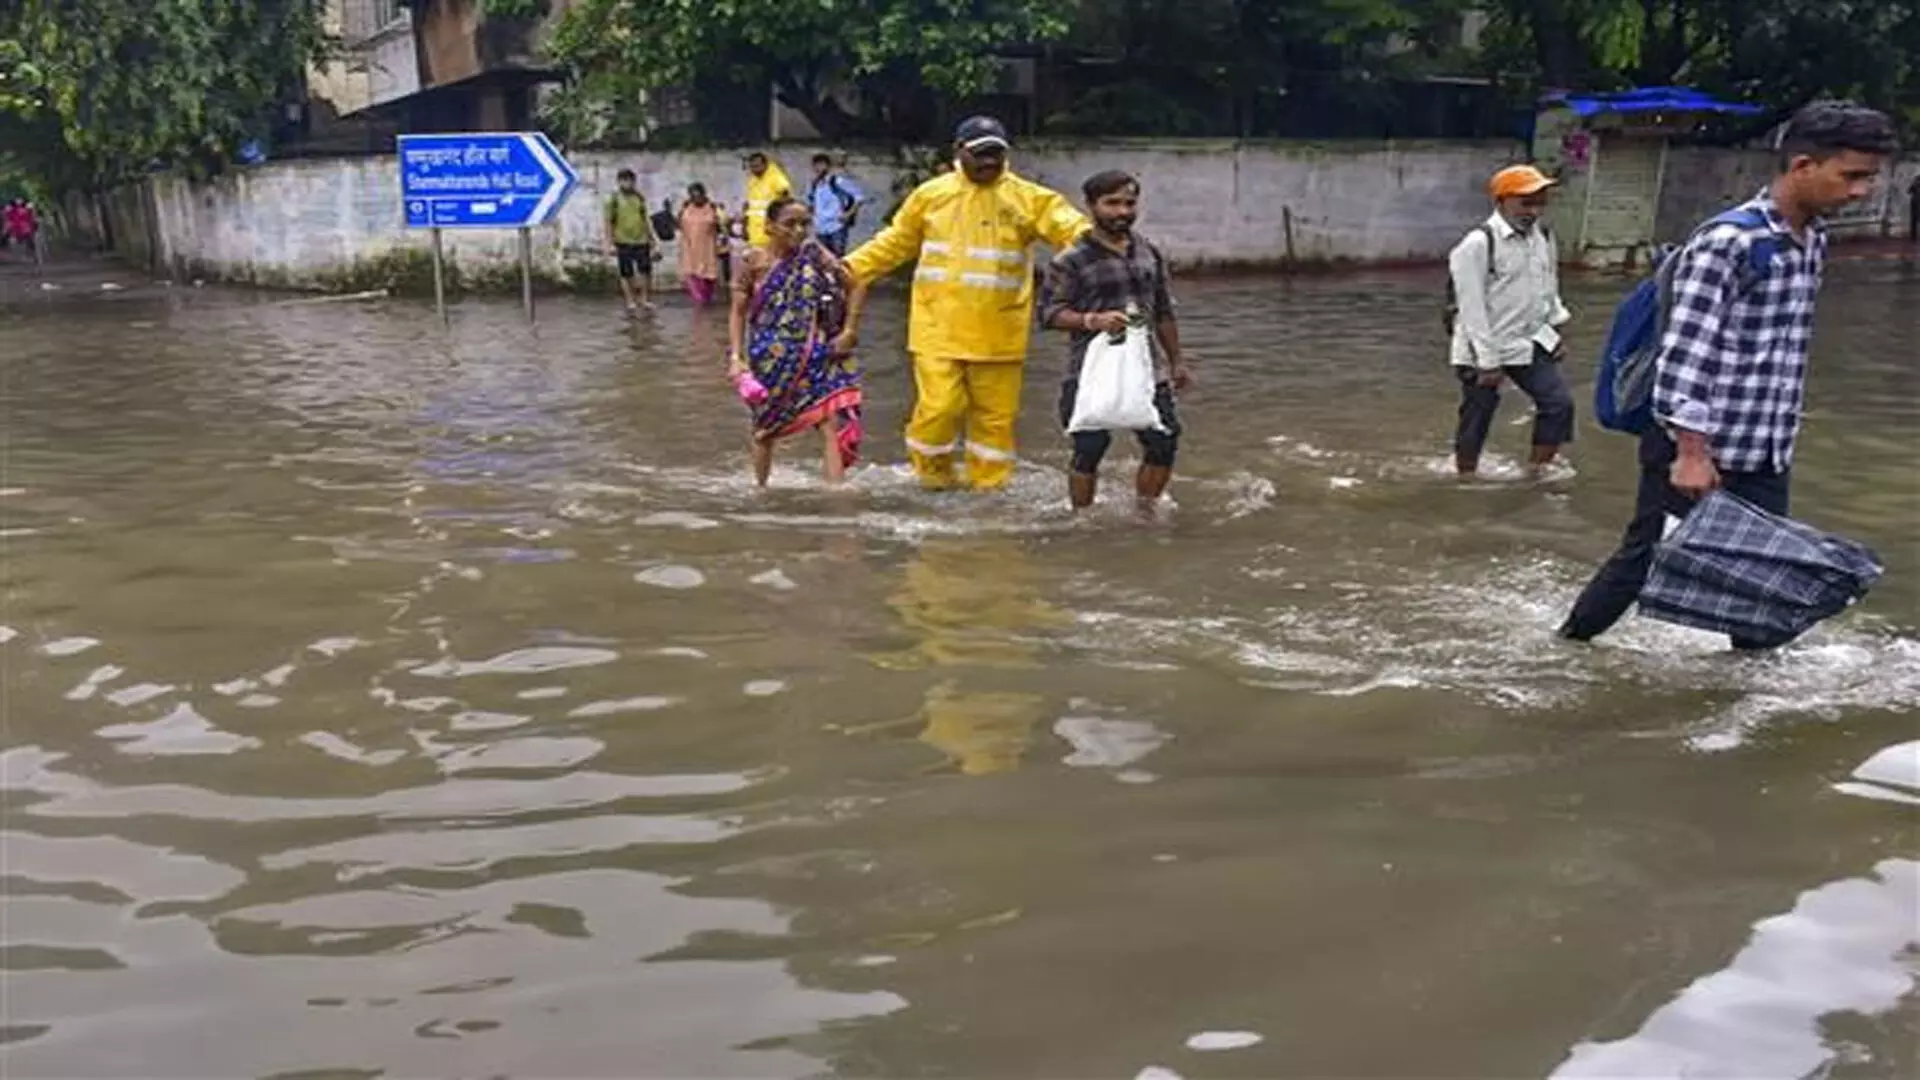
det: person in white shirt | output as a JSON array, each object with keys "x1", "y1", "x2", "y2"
[{"x1": 1446, "y1": 164, "x2": 1575, "y2": 478}]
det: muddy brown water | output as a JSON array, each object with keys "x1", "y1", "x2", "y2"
[{"x1": 2, "y1": 257, "x2": 1917, "y2": 1078}]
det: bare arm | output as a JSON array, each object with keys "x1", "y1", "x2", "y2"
[
  {"x1": 1155, "y1": 314, "x2": 1183, "y2": 368},
  {"x1": 728, "y1": 251, "x2": 764, "y2": 374}
]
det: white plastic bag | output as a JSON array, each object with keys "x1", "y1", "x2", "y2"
[{"x1": 1068, "y1": 325, "x2": 1163, "y2": 433}]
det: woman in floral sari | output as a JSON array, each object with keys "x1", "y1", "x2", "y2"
[{"x1": 727, "y1": 195, "x2": 863, "y2": 487}]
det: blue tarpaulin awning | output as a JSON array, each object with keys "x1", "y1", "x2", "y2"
[{"x1": 1543, "y1": 87, "x2": 1766, "y2": 119}]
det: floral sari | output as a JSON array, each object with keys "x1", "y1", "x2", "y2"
[{"x1": 745, "y1": 240, "x2": 862, "y2": 465}]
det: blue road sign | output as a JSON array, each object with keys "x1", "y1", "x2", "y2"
[{"x1": 398, "y1": 132, "x2": 579, "y2": 230}]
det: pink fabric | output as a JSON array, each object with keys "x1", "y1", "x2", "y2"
[
  {"x1": 733, "y1": 371, "x2": 769, "y2": 406},
  {"x1": 685, "y1": 276, "x2": 717, "y2": 305}
]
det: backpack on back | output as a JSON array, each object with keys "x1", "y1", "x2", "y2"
[
  {"x1": 815, "y1": 175, "x2": 859, "y2": 227},
  {"x1": 1593, "y1": 206, "x2": 1779, "y2": 434}
]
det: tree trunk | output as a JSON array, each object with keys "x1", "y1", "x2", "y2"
[
  {"x1": 774, "y1": 73, "x2": 857, "y2": 140},
  {"x1": 1638, "y1": 0, "x2": 1661, "y2": 83},
  {"x1": 788, "y1": 93, "x2": 858, "y2": 140},
  {"x1": 1520, "y1": 0, "x2": 1580, "y2": 89}
]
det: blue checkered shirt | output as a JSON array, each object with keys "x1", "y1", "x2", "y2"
[{"x1": 1653, "y1": 190, "x2": 1827, "y2": 474}]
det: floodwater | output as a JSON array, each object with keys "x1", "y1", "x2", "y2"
[{"x1": 2, "y1": 255, "x2": 1917, "y2": 1078}]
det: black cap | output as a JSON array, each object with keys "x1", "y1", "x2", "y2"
[{"x1": 954, "y1": 116, "x2": 1011, "y2": 151}]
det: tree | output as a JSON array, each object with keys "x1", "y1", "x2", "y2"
[
  {"x1": 0, "y1": 0, "x2": 326, "y2": 191},
  {"x1": 1040, "y1": 0, "x2": 1476, "y2": 138},
  {"x1": 548, "y1": 0, "x2": 1075, "y2": 141},
  {"x1": 1486, "y1": 0, "x2": 1920, "y2": 130}
]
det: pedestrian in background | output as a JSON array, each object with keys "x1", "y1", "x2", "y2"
[
  {"x1": 4, "y1": 199, "x2": 39, "y2": 263},
  {"x1": 677, "y1": 182, "x2": 724, "y2": 306},
  {"x1": 1445, "y1": 164, "x2": 1575, "y2": 479},
  {"x1": 743, "y1": 151, "x2": 793, "y2": 249},
  {"x1": 1561, "y1": 101, "x2": 1898, "y2": 648},
  {"x1": 809, "y1": 152, "x2": 867, "y2": 256},
  {"x1": 713, "y1": 199, "x2": 740, "y2": 290},
  {"x1": 604, "y1": 168, "x2": 658, "y2": 314}
]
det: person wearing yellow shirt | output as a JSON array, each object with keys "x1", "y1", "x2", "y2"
[
  {"x1": 835, "y1": 117, "x2": 1089, "y2": 491},
  {"x1": 742, "y1": 151, "x2": 794, "y2": 249}
]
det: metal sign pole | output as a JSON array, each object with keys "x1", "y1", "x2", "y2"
[
  {"x1": 519, "y1": 226, "x2": 535, "y2": 323},
  {"x1": 430, "y1": 227, "x2": 448, "y2": 324}
]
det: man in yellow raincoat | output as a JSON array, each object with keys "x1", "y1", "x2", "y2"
[
  {"x1": 837, "y1": 117, "x2": 1088, "y2": 491},
  {"x1": 742, "y1": 151, "x2": 793, "y2": 249}
]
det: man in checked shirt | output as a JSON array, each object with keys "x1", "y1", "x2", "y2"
[{"x1": 1562, "y1": 101, "x2": 1898, "y2": 647}]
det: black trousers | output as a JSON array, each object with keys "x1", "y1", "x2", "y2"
[
  {"x1": 1059, "y1": 381, "x2": 1182, "y2": 474},
  {"x1": 1454, "y1": 347, "x2": 1575, "y2": 463},
  {"x1": 1562, "y1": 428, "x2": 1791, "y2": 647}
]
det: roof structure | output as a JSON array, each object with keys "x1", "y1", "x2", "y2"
[{"x1": 1543, "y1": 87, "x2": 1766, "y2": 118}]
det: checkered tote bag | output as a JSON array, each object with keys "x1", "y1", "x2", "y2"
[{"x1": 1641, "y1": 491, "x2": 1883, "y2": 646}]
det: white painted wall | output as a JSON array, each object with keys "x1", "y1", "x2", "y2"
[{"x1": 139, "y1": 138, "x2": 1545, "y2": 288}]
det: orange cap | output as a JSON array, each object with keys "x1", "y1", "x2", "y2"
[{"x1": 1489, "y1": 164, "x2": 1557, "y2": 200}]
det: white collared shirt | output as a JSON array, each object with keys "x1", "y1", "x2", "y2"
[{"x1": 1448, "y1": 212, "x2": 1571, "y2": 369}]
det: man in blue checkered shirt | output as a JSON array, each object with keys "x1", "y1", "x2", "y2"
[{"x1": 1562, "y1": 101, "x2": 1897, "y2": 648}]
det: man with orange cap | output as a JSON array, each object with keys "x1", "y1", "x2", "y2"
[{"x1": 1444, "y1": 163, "x2": 1574, "y2": 478}]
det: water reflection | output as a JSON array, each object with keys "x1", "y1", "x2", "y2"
[
  {"x1": 2, "y1": 262, "x2": 1916, "y2": 1076},
  {"x1": 869, "y1": 539, "x2": 1066, "y2": 775},
  {"x1": 1554, "y1": 859, "x2": 1920, "y2": 1079}
]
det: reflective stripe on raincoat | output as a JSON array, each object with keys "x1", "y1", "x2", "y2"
[{"x1": 845, "y1": 167, "x2": 1088, "y2": 362}]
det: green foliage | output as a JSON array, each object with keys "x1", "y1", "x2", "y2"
[
  {"x1": 478, "y1": 0, "x2": 550, "y2": 20},
  {"x1": 0, "y1": 41, "x2": 45, "y2": 114},
  {"x1": 1044, "y1": 0, "x2": 1479, "y2": 138},
  {"x1": 549, "y1": 0, "x2": 1074, "y2": 141},
  {"x1": 1487, "y1": 0, "x2": 1920, "y2": 130},
  {"x1": 1042, "y1": 83, "x2": 1217, "y2": 137},
  {"x1": 0, "y1": 0, "x2": 326, "y2": 191}
]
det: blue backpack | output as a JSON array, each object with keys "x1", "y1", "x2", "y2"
[{"x1": 1594, "y1": 207, "x2": 1780, "y2": 434}]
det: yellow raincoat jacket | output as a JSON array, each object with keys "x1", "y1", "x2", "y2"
[
  {"x1": 744, "y1": 162, "x2": 794, "y2": 248},
  {"x1": 845, "y1": 168, "x2": 1088, "y2": 362}
]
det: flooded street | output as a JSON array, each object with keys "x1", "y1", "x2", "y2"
[{"x1": 3, "y1": 260, "x2": 1917, "y2": 1078}]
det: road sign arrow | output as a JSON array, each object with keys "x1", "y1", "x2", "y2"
[{"x1": 524, "y1": 132, "x2": 579, "y2": 227}]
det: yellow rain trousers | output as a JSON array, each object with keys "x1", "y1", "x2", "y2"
[
  {"x1": 845, "y1": 166, "x2": 1088, "y2": 490},
  {"x1": 744, "y1": 161, "x2": 794, "y2": 248}
]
